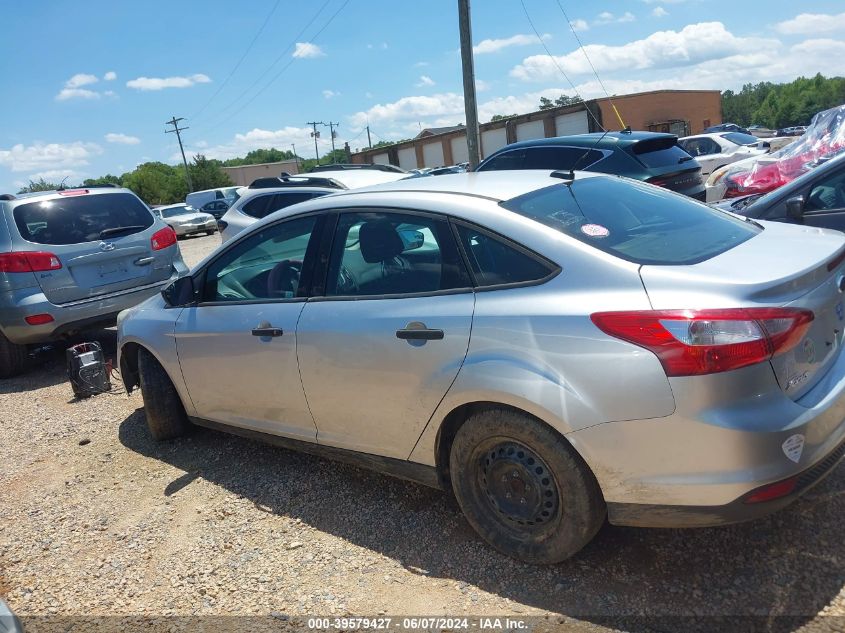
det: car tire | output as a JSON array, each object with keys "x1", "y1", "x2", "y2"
[
  {"x1": 0, "y1": 332, "x2": 27, "y2": 379},
  {"x1": 206, "y1": 230, "x2": 215, "y2": 236},
  {"x1": 449, "y1": 408, "x2": 605, "y2": 564},
  {"x1": 137, "y1": 348, "x2": 190, "y2": 441}
]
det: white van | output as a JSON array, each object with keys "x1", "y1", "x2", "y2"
[{"x1": 185, "y1": 186, "x2": 241, "y2": 210}]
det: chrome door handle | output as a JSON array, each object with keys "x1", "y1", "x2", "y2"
[
  {"x1": 251, "y1": 327, "x2": 284, "y2": 337},
  {"x1": 134, "y1": 256, "x2": 155, "y2": 266},
  {"x1": 396, "y1": 328, "x2": 444, "y2": 341}
]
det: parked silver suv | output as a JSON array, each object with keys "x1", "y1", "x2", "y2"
[{"x1": 0, "y1": 186, "x2": 188, "y2": 377}]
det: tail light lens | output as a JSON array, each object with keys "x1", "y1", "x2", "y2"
[
  {"x1": 0, "y1": 252, "x2": 62, "y2": 273},
  {"x1": 647, "y1": 176, "x2": 669, "y2": 188},
  {"x1": 151, "y1": 226, "x2": 177, "y2": 251},
  {"x1": 591, "y1": 308, "x2": 814, "y2": 376},
  {"x1": 743, "y1": 477, "x2": 797, "y2": 504},
  {"x1": 25, "y1": 313, "x2": 54, "y2": 325}
]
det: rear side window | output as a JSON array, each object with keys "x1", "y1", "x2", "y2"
[
  {"x1": 631, "y1": 138, "x2": 693, "y2": 169},
  {"x1": 241, "y1": 195, "x2": 273, "y2": 219},
  {"x1": 455, "y1": 223, "x2": 555, "y2": 287},
  {"x1": 266, "y1": 192, "x2": 322, "y2": 215},
  {"x1": 477, "y1": 150, "x2": 524, "y2": 171},
  {"x1": 522, "y1": 146, "x2": 605, "y2": 170},
  {"x1": 500, "y1": 177, "x2": 760, "y2": 265},
  {"x1": 13, "y1": 193, "x2": 154, "y2": 245}
]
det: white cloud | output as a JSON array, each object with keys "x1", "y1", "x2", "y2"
[
  {"x1": 414, "y1": 61, "x2": 429, "y2": 67},
  {"x1": 570, "y1": 19, "x2": 589, "y2": 32},
  {"x1": 476, "y1": 79, "x2": 491, "y2": 92},
  {"x1": 323, "y1": 89, "x2": 339, "y2": 99},
  {"x1": 56, "y1": 88, "x2": 100, "y2": 101},
  {"x1": 180, "y1": 126, "x2": 328, "y2": 161},
  {"x1": 104, "y1": 133, "x2": 141, "y2": 145},
  {"x1": 125, "y1": 74, "x2": 211, "y2": 91},
  {"x1": 651, "y1": 7, "x2": 669, "y2": 17},
  {"x1": 473, "y1": 33, "x2": 550, "y2": 54},
  {"x1": 774, "y1": 12, "x2": 845, "y2": 35},
  {"x1": 510, "y1": 22, "x2": 778, "y2": 82},
  {"x1": 595, "y1": 11, "x2": 635, "y2": 25},
  {"x1": 27, "y1": 169, "x2": 84, "y2": 183},
  {"x1": 0, "y1": 142, "x2": 103, "y2": 172},
  {"x1": 292, "y1": 42, "x2": 325, "y2": 58},
  {"x1": 103, "y1": 71, "x2": 117, "y2": 81},
  {"x1": 66, "y1": 73, "x2": 98, "y2": 89},
  {"x1": 415, "y1": 75, "x2": 435, "y2": 87}
]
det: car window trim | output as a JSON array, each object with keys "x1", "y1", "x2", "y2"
[
  {"x1": 313, "y1": 206, "x2": 474, "y2": 302},
  {"x1": 190, "y1": 210, "x2": 326, "y2": 306},
  {"x1": 450, "y1": 219, "x2": 561, "y2": 292}
]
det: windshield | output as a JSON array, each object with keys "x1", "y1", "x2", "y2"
[
  {"x1": 722, "y1": 132, "x2": 759, "y2": 146},
  {"x1": 501, "y1": 176, "x2": 760, "y2": 265},
  {"x1": 13, "y1": 193, "x2": 154, "y2": 245},
  {"x1": 161, "y1": 206, "x2": 193, "y2": 218}
]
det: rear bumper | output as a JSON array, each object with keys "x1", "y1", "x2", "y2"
[
  {"x1": 0, "y1": 267, "x2": 187, "y2": 345},
  {"x1": 568, "y1": 352, "x2": 845, "y2": 527},
  {"x1": 174, "y1": 223, "x2": 216, "y2": 236},
  {"x1": 607, "y1": 434, "x2": 845, "y2": 527}
]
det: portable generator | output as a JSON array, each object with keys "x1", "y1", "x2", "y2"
[{"x1": 66, "y1": 342, "x2": 111, "y2": 398}]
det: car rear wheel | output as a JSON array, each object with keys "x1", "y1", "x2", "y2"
[
  {"x1": 0, "y1": 332, "x2": 27, "y2": 379},
  {"x1": 137, "y1": 348, "x2": 190, "y2": 440},
  {"x1": 449, "y1": 408, "x2": 605, "y2": 564}
]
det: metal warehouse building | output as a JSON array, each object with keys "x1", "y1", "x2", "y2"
[{"x1": 350, "y1": 89, "x2": 721, "y2": 170}]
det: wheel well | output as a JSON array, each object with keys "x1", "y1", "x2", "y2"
[
  {"x1": 435, "y1": 402, "x2": 555, "y2": 489},
  {"x1": 119, "y1": 342, "x2": 141, "y2": 393}
]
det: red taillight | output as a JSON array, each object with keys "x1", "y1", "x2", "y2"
[
  {"x1": 0, "y1": 252, "x2": 62, "y2": 273},
  {"x1": 590, "y1": 308, "x2": 814, "y2": 377},
  {"x1": 151, "y1": 226, "x2": 177, "y2": 251},
  {"x1": 647, "y1": 176, "x2": 669, "y2": 188},
  {"x1": 743, "y1": 477, "x2": 797, "y2": 504},
  {"x1": 25, "y1": 313, "x2": 54, "y2": 325}
]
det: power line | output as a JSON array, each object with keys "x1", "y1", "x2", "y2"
[
  {"x1": 196, "y1": 0, "x2": 334, "y2": 130},
  {"x1": 554, "y1": 0, "x2": 625, "y2": 129},
  {"x1": 190, "y1": 0, "x2": 282, "y2": 121},
  {"x1": 209, "y1": 0, "x2": 350, "y2": 131},
  {"x1": 165, "y1": 116, "x2": 193, "y2": 192},
  {"x1": 518, "y1": 0, "x2": 605, "y2": 132}
]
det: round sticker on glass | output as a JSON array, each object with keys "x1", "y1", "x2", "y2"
[{"x1": 581, "y1": 223, "x2": 609, "y2": 238}]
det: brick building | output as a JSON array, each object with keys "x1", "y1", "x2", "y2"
[{"x1": 350, "y1": 89, "x2": 721, "y2": 170}]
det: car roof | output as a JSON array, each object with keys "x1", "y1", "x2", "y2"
[
  {"x1": 497, "y1": 131, "x2": 677, "y2": 152},
  {"x1": 322, "y1": 170, "x2": 604, "y2": 203},
  {"x1": 4, "y1": 186, "x2": 136, "y2": 205},
  {"x1": 236, "y1": 186, "x2": 339, "y2": 203},
  {"x1": 310, "y1": 170, "x2": 407, "y2": 189}
]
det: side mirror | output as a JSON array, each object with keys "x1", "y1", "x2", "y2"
[
  {"x1": 786, "y1": 195, "x2": 805, "y2": 221},
  {"x1": 162, "y1": 275, "x2": 196, "y2": 307}
]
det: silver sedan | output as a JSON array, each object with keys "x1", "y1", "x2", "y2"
[
  {"x1": 154, "y1": 204, "x2": 217, "y2": 237},
  {"x1": 118, "y1": 171, "x2": 845, "y2": 563}
]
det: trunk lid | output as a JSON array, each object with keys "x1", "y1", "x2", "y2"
[
  {"x1": 10, "y1": 191, "x2": 177, "y2": 304},
  {"x1": 639, "y1": 221, "x2": 845, "y2": 400}
]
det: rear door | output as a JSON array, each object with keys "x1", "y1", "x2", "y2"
[
  {"x1": 296, "y1": 209, "x2": 475, "y2": 459},
  {"x1": 10, "y1": 190, "x2": 175, "y2": 304}
]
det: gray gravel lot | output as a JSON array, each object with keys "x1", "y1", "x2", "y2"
[{"x1": 1, "y1": 233, "x2": 845, "y2": 632}]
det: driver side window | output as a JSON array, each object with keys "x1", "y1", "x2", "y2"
[
  {"x1": 805, "y1": 170, "x2": 845, "y2": 213},
  {"x1": 201, "y1": 216, "x2": 317, "y2": 303}
]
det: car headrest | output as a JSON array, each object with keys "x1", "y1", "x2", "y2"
[{"x1": 359, "y1": 221, "x2": 405, "y2": 263}]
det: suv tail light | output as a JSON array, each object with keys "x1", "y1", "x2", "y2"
[
  {"x1": 590, "y1": 308, "x2": 814, "y2": 376},
  {"x1": 0, "y1": 252, "x2": 62, "y2": 273},
  {"x1": 151, "y1": 226, "x2": 177, "y2": 251},
  {"x1": 647, "y1": 176, "x2": 669, "y2": 188}
]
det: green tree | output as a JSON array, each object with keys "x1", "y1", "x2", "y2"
[
  {"x1": 222, "y1": 148, "x2": 297, "y2": 167},
  {"x1": 539, "y1": 94, "x2": 583, "y2": 110},
  {"x1": 121, "y1": 162, "x2": 185, "y2": 205},
  {"x1": 82, "y1": 174, "x2": 122, "y2": 187},
  {"x1": 189, "y1": 155, "x2": 233, "y2": 191},
  {"x1": 490, "y1": 113, "x2": 518, "y2": 122},
  {"x1": 17, "y1": 178, "x2": 62, "y2": 193}
]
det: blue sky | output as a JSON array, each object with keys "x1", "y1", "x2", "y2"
[{"x1": 2, "y1": 0, "x2": 844, "y2": 191}]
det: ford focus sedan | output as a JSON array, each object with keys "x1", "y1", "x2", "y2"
[{"x1": 118, "y1": 171, "x2": 845, "y2": 564}]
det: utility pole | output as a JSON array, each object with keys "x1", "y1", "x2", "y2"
[
  {"x1": 366, "y1": 125, "x2": 372, "y2": 149},
  {"x1": 291, "y1": 143, "x2": 300, "y2": 173},
  {"x1": 327, "y1": 121, "x2": 340, "y2": 155},
  {"x1": 457, "y1": 0, "x2": 481, "y2": 169},
  {"x1": 307, "y1": 121, "x2": 325, "y2": 162},
  {"x1": 165, "y1": 116, "x2": 193, "y2": 192}
]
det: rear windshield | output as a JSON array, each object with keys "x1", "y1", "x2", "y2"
[
  {"x1": 500, "y1": 176, "x2": 760, "y2": 265},
  {"x1": 630, "y1": 138, "x2": 693, "y2": 169},
  {"x1": 722, "y1": 132, "x2": 758, "y2": 146},
  {"x1": 13, "y1": 193, "x2": 154, "y2": 245}
]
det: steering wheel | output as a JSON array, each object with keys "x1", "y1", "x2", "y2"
[
  {"x1": 267, "y1": 259, "x2": 303, "y2": 298},
  {"x1": 336, "y1": 265, "x2": 359, "y2": 294}
]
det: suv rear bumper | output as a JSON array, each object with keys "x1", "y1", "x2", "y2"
[{"x1": 0, "y1": 268, "x2": 186, "y2": 345}]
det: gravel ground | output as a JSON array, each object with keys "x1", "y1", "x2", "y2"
[{"x1": 2, "y1": 233, "x2": 845, "y2": 632}]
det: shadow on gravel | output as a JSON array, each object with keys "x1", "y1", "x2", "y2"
[
  {"x1": 0, "y1": 329, "x2": 118, "y2": 395},
  {"x1": 119, "y1": 410, "x2": 845, "y2": 633}
]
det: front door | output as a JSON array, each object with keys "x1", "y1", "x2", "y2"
[
  {"x1": 297, "y1": 210, "x2": 475, "y2": 459},
  {"x1": 176, "y1": 214, "x2": 322, "y2": 440},
  {"x1": 802, "y1": 166, "x2": 845, "y2": 231}
]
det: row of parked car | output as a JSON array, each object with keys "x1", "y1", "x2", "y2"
[{"x1": 3, "y1": 118, "x2": 845, "y2": 565}]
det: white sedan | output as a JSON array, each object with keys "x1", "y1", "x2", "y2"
[
  {"x1": 153, "y1": 204, "x2": 217, "y2": 238},
  {"x1": 678, "y1": 132, "x2": 769, "y2": 177}
]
